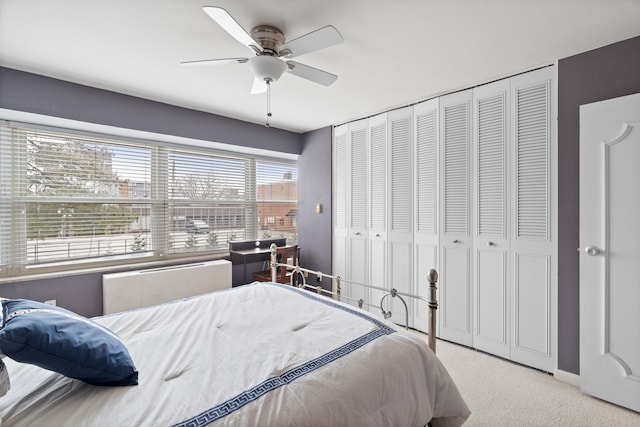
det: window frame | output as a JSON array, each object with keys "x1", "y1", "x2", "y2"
[{"x1": 0, "y1": 118, "x2": 298, "y2": 278}]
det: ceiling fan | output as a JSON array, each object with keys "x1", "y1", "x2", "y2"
[{"x1": 183, "y1": 7, "x2": 343, "y2": 96}]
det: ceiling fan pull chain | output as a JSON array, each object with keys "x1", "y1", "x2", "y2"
[{"x1": 265, "y1": 78, "x2": 273, "y2": 128}]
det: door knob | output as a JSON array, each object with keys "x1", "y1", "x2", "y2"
[
  {"x1": 487, "y1": 241, "x2": 495, "y2": 247},
  {"x1": 585, "y1": 246, "x2": 600, "y2": 256},
  {"x1": 452, "y1": 239, "x2": 460, "y2": 244}
]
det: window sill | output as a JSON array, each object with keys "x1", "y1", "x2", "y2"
[{"x1": 0, "y1": 252, "x2": 231, "y2": 285}]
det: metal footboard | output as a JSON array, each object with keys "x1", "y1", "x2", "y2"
[{"x1": 268, "y1": 244, "x2": 439, "y2": 354}]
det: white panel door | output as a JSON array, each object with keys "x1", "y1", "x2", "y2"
[
  {"x1": 368, "y1": 113, "x2": 388, "y2": 315},
  {"x1": 414, "y1": 98, "x2": 439, "y2": 333},
  {"x1": 580, "y1": 92, "x2": 640, "y2": 412},
  {"x1": 439, "y1": 89, "x2": 473, "y2": 346},
  {"x1": 347, "y1": 119, "x2": 369, "y2": 304},
  {"x1": 388, "y1": 106, "x2": 414, "y2": 326},
  {"x1": 510, "y1": 67, "x2": 555, "y2": 372},
  {"x1": 472, "y1": 79, "x2": 511, "y2": 358}
]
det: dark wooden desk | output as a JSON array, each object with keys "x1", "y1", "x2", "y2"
[
  {"x1": 229, "y1": 238, "x2": 287, "y2": 285},
  {"x1": 230, "y1": 244, "x2": 299, "y2": 285}
]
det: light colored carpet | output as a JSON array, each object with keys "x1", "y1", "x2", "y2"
[{"x1": 409, "y1": 331, "x2": 640, "y2": 426}]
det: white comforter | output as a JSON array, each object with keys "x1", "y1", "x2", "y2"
[{"x1": 0, "y1": 283, "x2": 470, "y2": 426}]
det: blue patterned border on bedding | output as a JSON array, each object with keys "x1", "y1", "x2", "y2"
[{"x1": 173, "y1": 283, "x2": 396, "y2": 427}]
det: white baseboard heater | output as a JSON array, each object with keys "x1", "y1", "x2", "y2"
[{"x1": 102, "y1": 259, "x2": 231, "y2": 315}]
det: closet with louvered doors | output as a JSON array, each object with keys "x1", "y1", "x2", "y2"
[
  {"x1": 386, "y1": 106, "x2": 415, "y2": 326},
  {"x1": 332, "y1": 67, "x2": 556, "y2": 371},
  {"x1": 472, "y1": 78, "x2": 511, "y2": 359},
  {"x1": 332, "y1": 119, "x2": 369, "y2": 307},
  {"x1": 346, "y1": 119, "x2": 370, "y2": 306},
  {"x1": 439, "y1": 67, "x2": 556, "y2": 371},
  {"x1": 413, "y1": 98, "x2": 439, "y2": 334},
  {"x1": 509, "y1": 67, "x2": 555, "y2": 373},
  {"x1": 447, "y1": 67, "x2": 555, "y2": 372},
  {"x1": 368, "y1": 113, "x2": 388, "y2": 314},
  {"x1": 332, "y1": 124, "x2": 349, "y2": 288},
  {"x1": 439, "y1": 89, "x2": 474, "y2": 346}
]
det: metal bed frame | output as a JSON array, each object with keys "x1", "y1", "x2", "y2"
[{"x1": 268, "y1": 243, "x2": 439, "y2": 353}]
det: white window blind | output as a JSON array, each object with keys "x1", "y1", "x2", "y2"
[
  {"x1": 0, "y1": 123, "x2": 297, "y2": 276},
  {"x1": 12, "y1": 126, "x2": 153, "y2": 267},
  {"x1": 255, "y1": 159, "x2": 298, "y2": 240},
  {"x1": 166, "y1": 148, "x2": 247, "y2": 253},
  {"x1": 0, "y1": 127, "x2": 17, "y2": 273}
]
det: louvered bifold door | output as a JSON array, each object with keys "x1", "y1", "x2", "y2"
[
  {"x1": 387, "y1": 106, "x2": 413, "y2": 326},
  {"x1": 368, "y1": 113, "x2": 388, "y2": 314},
  {"x1": 472, "y1": 79, "x2": 510, "y2": 358},
  {"x1": 510, "y1": 67, "x2": 555, "y2": 372},
  {"x1": 347, "y1": 120, "x2": 369, "y2": 304},
  {"x1": 439, "y1": 90, "x2": 473, "y2": 346},
  {"x1": 413, "y1": 99, "x2": 439, "y2": 333},
  {"x1": 332, "y1": 125, "x2": 348, "y2": 281}
]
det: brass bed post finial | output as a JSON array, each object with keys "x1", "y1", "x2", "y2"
[{"x1": 427, "y1": 268, "x2": 438, "y2": 353}]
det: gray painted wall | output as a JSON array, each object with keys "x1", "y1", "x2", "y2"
[
  {"x1": 299, "y1": 126, "x2": 333, "y2": 285},
  {"x1": 0, "y1": 273, "x2": 103, "y2": 318},
  {"x1": 557, "y1": 35, "x2": 640, "y2": 374},
  {"x1": 0, "y1": 261, "x2": 208, "y2": 318},
  {"x1": 0, "y1": 67, "x2": 301, "y2": 154}
]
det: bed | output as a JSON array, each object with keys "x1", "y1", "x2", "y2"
[{"x1": 0, "y1": 256, "x2": 470, "y2": 426}]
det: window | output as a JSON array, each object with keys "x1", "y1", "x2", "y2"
[{"x1": 0, "y1": 123, "x2": 298, "y2": 277}]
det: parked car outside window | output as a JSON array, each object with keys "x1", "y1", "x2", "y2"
[{"x1": 186, "y1": 219, "x2": 209, "y2": 234}]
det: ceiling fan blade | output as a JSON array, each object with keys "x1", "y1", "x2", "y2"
[
  {"x1": 202, "y1": 6, "x2": 262, "y2": 53},
  {"x1": 278, "y1": 26, "x2": 343, "y2": 58},
  {"x1": 286, "y1": 61, "x2": 338, "y2": 86},
  {"x1": 181, "y1": 57, "x2": 248, "y2": 66},
  {"x1": 251, "y1": 78, "x2": 267, "y2": 94}
]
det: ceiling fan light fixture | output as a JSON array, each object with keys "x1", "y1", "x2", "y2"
[{"x1": 248, "y1": 56, "x2": 287, "y2": 83}]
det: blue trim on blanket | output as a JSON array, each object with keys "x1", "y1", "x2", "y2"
[{"x1": 173, "y1": 283, "x2": 396, "y2": 427}]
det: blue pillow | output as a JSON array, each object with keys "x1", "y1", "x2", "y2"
[{"x1": 0, "y1": 299, "x2": 138, "y2": 386}]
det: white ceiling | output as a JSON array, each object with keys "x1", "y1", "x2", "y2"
[{"x1": 1, "y1": 0, "x2": 639, "y2": 133}]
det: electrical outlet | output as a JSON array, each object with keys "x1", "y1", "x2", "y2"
[{"x1": 44, "y1": 299, "x2": 56, "y2": 306}]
